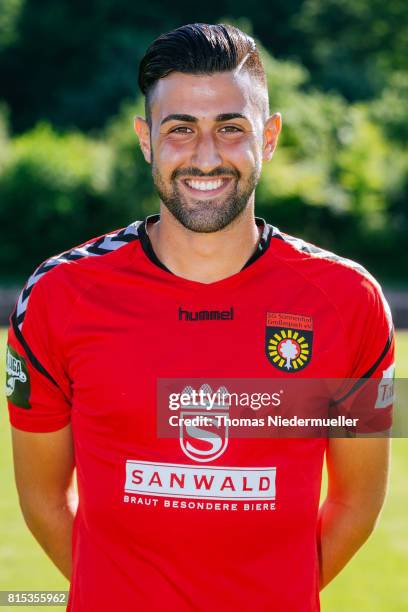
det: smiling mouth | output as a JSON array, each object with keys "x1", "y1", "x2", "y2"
[{"x1": 181, "y1": 177, "x2": 233, "y2": 196}]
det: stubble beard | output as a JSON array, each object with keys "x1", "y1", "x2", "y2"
[{"x1": 152, "y1": 163, "x2": 261, "y2": 233}]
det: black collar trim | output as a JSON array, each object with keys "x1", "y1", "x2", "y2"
[
  {"x1": 138, "y1": 214, "x2": 272, "y2": 275},
  {"x1": 241, "y1": 217, "x2": 273, "y2": 270},
  {"x1": 137, "y1": 214, "x2": 172, "y2": 273}
]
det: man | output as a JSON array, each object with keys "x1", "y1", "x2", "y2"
[{"x1": 6, "y1": 23, "x2": 394, "y2": 611}]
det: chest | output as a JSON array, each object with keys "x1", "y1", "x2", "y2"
[{"x1": 64, "y1": 278, "x2": 346, "y2": 437}]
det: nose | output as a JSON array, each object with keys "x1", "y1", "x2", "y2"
[{"x1": 191, "y1": 131, "x2": 222, "y2": 174}]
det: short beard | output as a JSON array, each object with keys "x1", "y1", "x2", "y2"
[{"x1": 152, "y1": 164, "x2": 260, "y2": 233}]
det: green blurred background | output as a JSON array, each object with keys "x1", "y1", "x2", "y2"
[
  {"x1": 1, "y1": 1, "x2": 407, "y2": 610},
  {"x1": 0, "y1": 0, "x2": 408, "y2": 284}
]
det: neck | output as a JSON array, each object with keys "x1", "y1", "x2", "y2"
[{"x1": 147, "y1": 201, "x2": 261, "y2": 284}]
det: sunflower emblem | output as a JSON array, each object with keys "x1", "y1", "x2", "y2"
[{"x1": 265, "y1": 313, "x2": 313, "y2": 372}]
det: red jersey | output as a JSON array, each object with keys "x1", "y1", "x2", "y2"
[{"x1": 6, "y1": 215, "x2": 394, "y2": 612}]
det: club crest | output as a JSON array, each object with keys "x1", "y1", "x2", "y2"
[{"x1": 265, "y1": 313, "x2": 313, "y2": 372}]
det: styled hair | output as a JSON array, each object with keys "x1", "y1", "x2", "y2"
[{"x1": 138, "y1": 23, "x2": 267, "y2": 124}]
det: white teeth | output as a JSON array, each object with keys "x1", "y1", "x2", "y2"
[{"x1": 185, "y1": 179, "x2": 223, "y2": 191}]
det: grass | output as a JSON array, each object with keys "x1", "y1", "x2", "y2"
[{"x1": 0, "y1": 329, "x2": 407, "y2": 611}]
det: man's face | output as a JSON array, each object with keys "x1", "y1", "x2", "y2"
[{"x1": 136, "y1": 71, "x2": 279, "y2": 233}]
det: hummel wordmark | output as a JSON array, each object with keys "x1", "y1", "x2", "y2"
[{"x1": 178, "y1": 307, "x2": 234, "y2": 321}]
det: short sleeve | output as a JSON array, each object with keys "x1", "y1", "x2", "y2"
[
  {"x1": 5, "y1": 278, "x2": 72, "y2": 432},
  {"x1": 331, "y1": 277, "x2": 395, "y2": 434}
]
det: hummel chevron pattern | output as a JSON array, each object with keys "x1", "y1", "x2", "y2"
[{"x1": 15, "y1": 222, "x2": 142, "y2": 330}]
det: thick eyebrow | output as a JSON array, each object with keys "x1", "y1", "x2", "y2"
[
  {"x1": 160, "y1": 114, "x2": 197, "y2": 126},
  {"x1": 215, "y1": 113, "x2": 248, "y2": 122},
  {"x1": 160, "y1": 112, "x2": 249, "y2": 126}
]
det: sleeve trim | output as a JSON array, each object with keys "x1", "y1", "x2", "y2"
[
  {"x1": 9, "y1": 407, "x2": 71, "y2": 433},
  {"x1": 331, "y1": 332, "x2": 393, "y2": 406}
]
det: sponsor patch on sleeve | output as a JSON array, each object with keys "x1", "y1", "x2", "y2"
[
  {"x1": 5, "y1": 344, "x2": 31, "y2": 409},
  {"x1": 375, "y1": 363, "x2": 395, "y2": 409}
]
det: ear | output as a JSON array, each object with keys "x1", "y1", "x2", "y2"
[
  {"x1": 134, "y1": 116, "x2": 152, "y2": 163},
  {"x1": 262, "y1": 113, "x2": 282, "y2": 162}
]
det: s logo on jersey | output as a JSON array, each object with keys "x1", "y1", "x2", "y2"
[
  {"x1": 179, "y1": 384, "x2": 229, "y2": 463},
  {"x1": 265, "y1": 313, "x2": 313, "y2": 372}
]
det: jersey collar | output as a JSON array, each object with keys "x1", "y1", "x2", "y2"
[{"x1": 137, "y1": 214, "x2": 273, "y2": 275}]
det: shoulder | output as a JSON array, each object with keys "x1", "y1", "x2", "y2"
[
  {"x1": 14, "y1": 221, "x2": 142, "y2": 332},
  {"x1": 269, "y1": 225, "x2": 392, "y2": 329},
  {"x1": 271, "y1": 226, "x2": 385, "y2": 297}
]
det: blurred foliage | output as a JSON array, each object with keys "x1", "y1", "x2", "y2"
[
  {"x1": 294, "y1": 0, "x2": 408, "y2": 100},
  {"x1": 0, "y1": 103, "x2": 10, "y2": 168},
  {"x1": 369, "y1": 71, "x2": 408, "y2": 143},
  {"x1": 0, "y1": 0, "x2": 23, "y2": 50},
  {"x1": 1, "y1": 0, "x2": 407, "y2": 132},
  {"x1": 0, "y1": 123, "x2": 113, "y2": 276},
  {"x1": 0, "y1": 1, "x2": 407, "y2": 283}
]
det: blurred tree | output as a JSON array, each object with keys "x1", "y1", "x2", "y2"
[
  {"x1": 0, "y1": 0, "x2": 23, "y2": 50},
  {"x1": 104, "y1": 99, "x2": 156, "y2": 218},
  {"x1": 0, "y1": 0, "x2": 159, "y2": 131},
  {"x1": 0, "y1": 0, "x2": 308, "y2": 132},
  {"x1": 0, "y1": 123, "x2": 114, "y2": 278},
  {"x1": 0, "y1": 103, "x2": 10, "y2": 167},
  {"x1": 294, "y1": 0, "x2": 408, "y2": 100},
  {"x1": 1, "y1": 0, "x2": 407, "y2": 130},
  {"x1": 369, "y1": 71, "x2": 408, "y2": 143},
  {"x1": 0, "y1": 14, "x2": 407, "y2": 283}
]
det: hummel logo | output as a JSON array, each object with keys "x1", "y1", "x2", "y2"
[{"x1": 178, "y1": 307, "x2": 234, "y2": 321}]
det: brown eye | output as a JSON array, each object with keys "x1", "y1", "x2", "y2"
[
  {"x1": 170, "y1": 126, "x2": 193, "y2": 134},
  {"x1": 220, "y1": 126, "x2": 242, "y2": 133}
]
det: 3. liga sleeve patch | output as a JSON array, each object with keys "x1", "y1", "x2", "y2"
[
  {"x1": 265, "y1": 313, "x2": 313, "y2": 372},
  {"x1": 5, "y1": 344, "x2": 31, "y2": 409}
]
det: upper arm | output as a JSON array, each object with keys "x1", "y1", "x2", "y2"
[
  {"x1": 6, "y1": 272, "x2": 75, "y2": 511},
  {"x1": 325, "y1": 276, "x2": 394, "y2": 524},
  {"x1": 332, "y1": 275, "x2": 395, "y2": 435},
  {"x1": 326, "y1": 437, "x2": 390, "y2": 518},
  {"x1": 11, "y1": 424, "x2": 76, "y2": 513}
]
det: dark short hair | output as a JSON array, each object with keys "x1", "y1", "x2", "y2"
[{"x1": 138, "y1": 23, "x2": 267, "y2": 124}]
